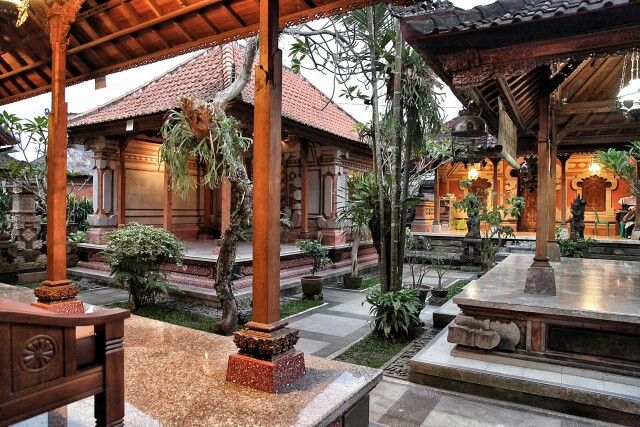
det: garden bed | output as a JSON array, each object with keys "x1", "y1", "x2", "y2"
[{"x1": 334, "y1": 333, "x2": 414, "y2": 369}]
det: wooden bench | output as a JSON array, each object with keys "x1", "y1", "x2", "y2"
[{"x1": 0, "y1": 298, "x2": 129, "y2": 426}]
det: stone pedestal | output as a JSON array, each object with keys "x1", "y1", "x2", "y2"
[
  {"x1": 8, "y1": 184, "x2": 42, "y2": 262},
  {"x1": 410, "y1": 199, "x2": 434, "y2": 233},
  {"x1": 33, "y1": 279, "x2": 84, "y2": 313},
  {"x1": 524, "y1": 259, "x2": 556, "y2": 295},
  {"x1": 86, "y1": 139, "x2": 118, "y2": 244},
  {"x1": 226, "y1": 321, "x2": 305, "y2": 393}
]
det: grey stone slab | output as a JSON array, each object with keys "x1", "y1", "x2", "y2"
[
  {"x1": 327, "y1": 298, "x2": 372, "y2": 317},
  {"x1": 288, "y1": 313, "x2": 369, "y2": 337},
  {"x1": 423, "y1": 396, "x2": 563, "y2": 427},
  {"x1": 454, "y1": 254, "x2": 640, "y2": 324},
  {"x1": 295, "y1": 337, "x2": 330, "y2": 355},
  {"x1": 377, "y1": 386, "x2": 441, "y2": 427}
]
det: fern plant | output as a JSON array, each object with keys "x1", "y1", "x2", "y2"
[
  {"x1": 104, "y1": 223, "x2": 184, "y2": 311},
  {"x1": 366, "y1": 288, "x2": 422, "y2": 339}
]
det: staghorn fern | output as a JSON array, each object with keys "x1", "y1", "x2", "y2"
[{"x1": 159, "y1": 97, "x2": 252, "y2": 197}]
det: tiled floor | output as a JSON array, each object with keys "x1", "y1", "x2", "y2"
[{"x1": 370, "y1": 378, "x2": 616, "y2": 427}]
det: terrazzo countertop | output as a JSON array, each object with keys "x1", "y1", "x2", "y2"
[
  {"x1": 123, "y1": 315, "x2": 382, "y2": 426},
  {"x1": 454, "y1": 254, "x2": 640, "y2": 324}
]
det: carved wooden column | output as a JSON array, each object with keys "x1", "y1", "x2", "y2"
[
  {"x1": 163, "y1": 168, "x2": 172, "y2": 232},
  {"x1": 558, "y1": 154, "x2": 571, "y2": 229},
  {"x1": 547, "y1": 142, "x2": 561, "y2": 261},
  {"x1": 300, "y1": 141, "x2": 310, "y2": 237},
  {"x1": 432, "y1": 167, "x2": 441, "y2": 232},
  {"x1": 524, "y1": 97, "x2": 556, "y2": 295},
  {"x1": 117, "y1": 139, "x2": 128, "y2": 227},
  {"x1": 33, "y1": 1, "x2": 85, "y2": 313},
  {"x1": 490, "y1": 158, "x2": 500, "y2": 209},
  {"x1": 632, "y1": 157, "x2": 640, "y2": 240},
  {"x1": 226, "y1": 0, "x2": 305, "y2": 393},
  {"x1": 202, "y1": 164, "x2": 212, "y2": 231}
]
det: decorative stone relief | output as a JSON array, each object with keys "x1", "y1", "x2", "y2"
[
  {"x1": 8, "y1": 183, "x2": 42, "y2": 261},
  {"x1": 447, "y1": 314, "x2": 520, "y2": 352}
]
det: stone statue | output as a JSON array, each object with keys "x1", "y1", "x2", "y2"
[
  {"x1": 570, "y1": 196, "x2": 586, "y2": 239},
  {"x1": 447, "y1": 314, "x2": 521, "y2": 352}
]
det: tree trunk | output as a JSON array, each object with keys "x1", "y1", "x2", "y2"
[
  {"x1": 389, "y1": 20, "x2": 403, "y2": 292},
  {"x1": 213, "y1": 161, "x2": 252, "y2": 335},
  {"x1": 398, "y1": 105, "x2": 418, "y2": 281},
  {"x1": 370, "y1": 199, "x2": 392, "y2": 288},
  {"x1": 367, "y1": 6, "x2": 389, "y2": 293},
  {"x1": 351, "y1": 233, "x2": 361, "y2": 277}
]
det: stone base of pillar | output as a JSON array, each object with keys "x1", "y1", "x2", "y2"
[
  {"x1": 631, "y1": 230, "x2": 640, "y2": 241},
  {"x1": 547, "y1": 241, "x2": 562, "y2": 261},
  {"x1": 33, "y1": 280, "x2": 84, "y2": 314},
  {"x1": 432, "y1": 222, "x2": 442, "y2": 233},
  {"x1": 524, "y1": 260, "x2": 556, "y2": 295},
  {"x1": 410, "y1": 220, "x2": 431, "y2": 233},
  {"x1": 226, "y1": 322, "x2": 305, "y2": 393},
  {"x1": 86, "y1": 227, "x2": 117, "y2": 245}
]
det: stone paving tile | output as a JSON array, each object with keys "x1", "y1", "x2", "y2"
[
  {"x1": 288, "y1": 312, "x2": 369, "y2": 337},
  {"x1": 295, "y1": 337, "x2": 330, "y2": 354}
]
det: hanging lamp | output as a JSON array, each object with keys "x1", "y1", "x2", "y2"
[{"x1": 617, "y1": 50, "x2": 640, "y2": 119}]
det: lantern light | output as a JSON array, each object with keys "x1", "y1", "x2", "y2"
[
  {"x1": 617, "y1": 50, "x2": 640, "y2": 119},
  {"x1": 468, "y1": 164, "x2": 479, "y2": 180}
]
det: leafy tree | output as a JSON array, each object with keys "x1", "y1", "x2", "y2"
[
  {"x1": 288, "y1": 3, "x2": 452, "y2": 292},
  {"x1": 160, "y1": 38, "x2": 257, "y2": 335},
  {"x1": 596, "y1": 141, "x2": 640, "y2": 199}
]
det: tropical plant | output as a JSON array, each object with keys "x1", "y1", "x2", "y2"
[
  {"x1": 337, "y1": 172, "x2": 375, "y2": 278},
  {"x1": 556, "y1": 236, "x2": 597, "y2": 258},
  {"x1": 366, "y1": 288, "x2": 422, "y2": 339},
  {"x1": 67, "y1": 194, "x2": 93, "y2": 231},
  {"x1": 0, "y1": 190, "x2": 11, "y2": 231},
  {"x1": 104, "y1": 223, "x2": 184, "y2": 312},
  {"x1": 296, "y1": 239, "x2": 331, "y2": 277},
  {"x1": 68, "y1": 230, "x2": 87, "y2": 244},
  {"x1": 455, "y1": 180, "x2": 525, "y2": 270},
  {"x1": 596, "y1": 141, "x2": 640, "y2": 199},
  {"x1": 159, "y1": 38, "x2": 257, "y2": 335}
]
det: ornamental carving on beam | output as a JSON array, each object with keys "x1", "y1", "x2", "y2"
[
  {"x1": 440, "y1": 50, "x2": 480, "y2": 72},
  {"x1": 452, "y1": 61, "x2": 537, "y2": 88},
  {"x1": 47, "y1": 0, "x2": 84, "y2": 47}
]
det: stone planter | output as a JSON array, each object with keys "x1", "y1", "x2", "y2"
[
  {"x1": 417, "y1": 286, "x2": 431, "y2": 306},
  {"x1": 343, "y1": 274, "x2": 363, "y2": 289},
  {"x1": 430, "y1": 288, "x2": 448, "y2": 299},
  {"x1": 301, "y1": 276, "x2": 323, "y2": 298}
]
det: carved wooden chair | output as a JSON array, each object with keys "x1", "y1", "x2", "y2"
[{"x1": 0, "y1": 298, "x2": 129, "y2": 426}]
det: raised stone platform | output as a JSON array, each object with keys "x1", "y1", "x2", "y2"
[
  {"x1": 410, "y1": 330, "x2": 640, "y2": 425},
  {"x1": 451, "y1": 254, "x2": 640, "y2": 376}
]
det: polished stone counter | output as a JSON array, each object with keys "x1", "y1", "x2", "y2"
[{"x1": 454, "y1": 254, "x2": 640, "y2": 324}]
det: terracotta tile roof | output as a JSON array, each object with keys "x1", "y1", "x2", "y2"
[
  {"x1": 393, "y1": 0, "x2": 631, "y2": 35},
  {"x1": 69, "y1": 44, "x2": 360, "y2": 142}
]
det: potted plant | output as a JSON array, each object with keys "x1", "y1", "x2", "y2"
[
  {"x1": 337, "y1": 173, "x2": 375, "y2": 289},
  {"x1": 405, "y1": 231, "x2": 431, "y2": 305},
  {"x1": 426, "y1": 246, "x2": 450, "y2": 300},
  {"x1": 297, "y1": 239, "x2": 331, "y2": 298}
]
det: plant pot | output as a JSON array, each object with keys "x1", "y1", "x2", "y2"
[
  {"x1": 430, "y1": 288, "x2": 448, "y2": 299},
  {"x1": 343, "y1": 274, "x2": 363, "y2": 289},
  {"x1": 301, "y1": 276, "x2": 323, "y2": 297},
  {"x1": 416, "y1": 286, "x2": 431, "y2": 305}
]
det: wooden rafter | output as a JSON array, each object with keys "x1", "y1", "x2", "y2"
[{"x1": 496, "y1": 76, "x2": 528, "y2": 132}]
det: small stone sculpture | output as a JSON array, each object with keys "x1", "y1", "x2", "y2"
[
  {"x1": 447, "y1": 314, "x2": 521, "y2": 352},
  {"x1": 570, "y1": 196, "x2": 586, "y2": 240}
]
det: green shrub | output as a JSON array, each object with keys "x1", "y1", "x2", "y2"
[
  {"x1": 557, "y1": 237, "x2": 597, "y2": 258},
  {"x1": 67, "y1": 194, "x2": 93, "y2": 232},
  {"x1": 104, "y1": 223, "x2": 184, "y2": 311},
  {"x1": 68, "y1": 230, "x2": 86, "y2": 244},
  {"x1": 0, "y1": 190, "x2": 11, "y2": 230},
  {"x1": 296, "y1": 239, "x2": 331, "y2": 276},
  {"x1": 366, "y1": 288, "x2": 422, "y2": 339}
]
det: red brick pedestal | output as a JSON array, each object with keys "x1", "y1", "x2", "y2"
[
  {"x1": 32, "y1": 280, "x2": 84, "y2": 314},
  {"x1": 227, "y1": 350, "x2": 305, "y2": 393},
  {"x1": 226, "y1": 321, "x2": 305, "y2": 393}
]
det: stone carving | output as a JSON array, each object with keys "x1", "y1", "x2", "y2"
[
  {"x1": 448, "y1": 314, "x2": 520, "y2": 352},
  {"x1": 570, "y1": 196, "x2": 586, "y2": 239},
  {"x1": 20, "y1": 335, "x2": 56, "y2": 372},
  {"x1": 8, "y1": 183, "x2": 42, "y2": 262}
]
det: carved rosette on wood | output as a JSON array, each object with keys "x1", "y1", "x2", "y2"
[{"x1": 447, "y1": 314, "x2": 521, "y2": 352}]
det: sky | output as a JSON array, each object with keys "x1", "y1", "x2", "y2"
[{"x1": 2, "y1": 0, "x2": 495, "y2": 132}]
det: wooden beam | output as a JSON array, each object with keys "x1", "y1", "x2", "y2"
[
  {"x1": 556, "y1": 100, "x2": 616, "y2": 115},
  {"x1": 300, "y1": 141, "x2": 309, "y2": 236},
  {"x1": 496, "y1": 77, "x2": 528, "y2": 132}
]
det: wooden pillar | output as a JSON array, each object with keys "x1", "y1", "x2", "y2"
[
  {"x1": 432, "y1": 167, "x2": 441, "y2": 232},
  {"x1": 300, "y1": 142, "x2": 309, "y2": 236},
  {"x1": 227, "y1": 0, "x2": 305, "y2": 393},
  {"x1": 490, "y1": 158, "x2": 500, "y2": 209},
  {"x1": 117, "y1": 140, "x2": 127, "y2": 226},
  {"x1": 203, "y1": 170, "x2": 212, "y2": 230},
  {"x1": 33, "y1": 1, "x2": 85, "y2": 313},
  {"x1": 559, "y1": 155, "x2": 570, "y2": 226},
  {"x1": 547, "y1": 141, "x2": 561, "y2": 261},
  {"x1": 220, "y1": 178, "x2": 232, "y2": 235},
  {"x1": 163, "y1": 168, "x2": 172, "y2": 232},
  {"x1": 524, "y1": 97, "x2": 556, "y2": 295}
]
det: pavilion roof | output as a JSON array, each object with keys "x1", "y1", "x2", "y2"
[
  {"x1": 0, "y1": 0, "x2": 381, "y2": 106},
  {"x1": 397, "y1": 0, "x2": 640, "y2": 155},
  {"x1": 69, "y1": 44, "x2": 360, "y2": 142}
]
